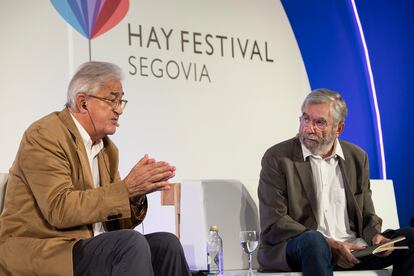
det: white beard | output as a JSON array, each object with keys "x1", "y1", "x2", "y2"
[{"x1": 299, "y1": 132, "x2": 336, "y2": 157}]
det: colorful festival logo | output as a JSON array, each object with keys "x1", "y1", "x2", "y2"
[{"x1": 51, "y1": 0, "x2": 129, "y2": 60}]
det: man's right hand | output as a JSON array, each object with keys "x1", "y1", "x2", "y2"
[
  {"x1": 326, "y1": 238, "x2": 365, "y2": 268},
  {"x1": 123, "y1": 154, "x2": 176, "y2": 198}
]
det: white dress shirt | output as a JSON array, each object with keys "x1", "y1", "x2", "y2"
[
  {"x1": 71, "y1": 113, "x2": 105, "y2": 236},
  {"x1": 301, "y1": 139, "x2": 367, "y2": 246}
]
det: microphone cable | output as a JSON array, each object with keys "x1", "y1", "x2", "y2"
[
  {"x1": 85, "y1": 104, "x2": 145, "y2": 234},
  {"x1": 85, "y1": 108, "x2": 113, "y2": 182}
]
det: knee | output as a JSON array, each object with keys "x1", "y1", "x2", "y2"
[
  {"x1": 150, "y1": 232, "x2": 184, "y2": 254},
  {"x1": 157, "y1": 232, "x2": 182, "y2": 251},
  {"x1": 118, "y1": 229, "x2": 150, "y2": 253},
  {"x1": 298, "y1": 231, "x2": 330, "y2": 255},
  {"x1": 395, "y1": 228, "x2": 414, "y2": 245}
]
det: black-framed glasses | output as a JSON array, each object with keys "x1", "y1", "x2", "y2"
[
  {"x1": 88, "y1": 95, "x2": 128, "y2": 110},
  {"x1": 299, "y1": 115, "x2": 328, "y2": 130}
]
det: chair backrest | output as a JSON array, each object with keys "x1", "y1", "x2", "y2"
[
  {"x1": 0, "y1": 173, "x2": 8, "y2": 213},
  {"x1": 180, "y1": 179, "x2": 260, "y2": 271},
  {"x1": 370, "y1": 179, "x2": 400, "y2": 230}
]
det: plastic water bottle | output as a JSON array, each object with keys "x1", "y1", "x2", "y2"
[{"x1": 207, "y1": 225, "x2": 223, "y2": 275}]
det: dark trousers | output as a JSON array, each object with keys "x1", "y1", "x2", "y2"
[
  {"x1": 286, "y1": 228, "x2": 414, "y2": 276},
  {"x1": 286, "y1": 231, "x2": 334, "y2": 276},
  {"x1": 72, "y1": 229, "x2": 191, "y2": 276}
]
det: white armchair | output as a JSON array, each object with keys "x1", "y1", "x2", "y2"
[{"x1": 0, "y1": 173, "x2": 7, "y2": 213}]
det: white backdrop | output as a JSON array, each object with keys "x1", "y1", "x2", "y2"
[{"x1": 0, "y1": 0, "x2": 310, "y2": 233}]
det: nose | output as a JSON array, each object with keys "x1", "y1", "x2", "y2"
[
  {"x1": 113, "y1": 104, "x2": 123, "y2": 115},
  {"x1": 303, "y1": 123, "x2": 316, "y2": 133}
]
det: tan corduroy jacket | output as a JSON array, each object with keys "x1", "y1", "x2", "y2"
[{"x1": 0, "y1": 108, "x2": 147, "y2": 275}]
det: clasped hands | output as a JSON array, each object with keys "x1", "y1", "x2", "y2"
[
  {"x1": 123, "y1": 154, "x2": 175, "y2": 198},
  {"x1": 327, "y1": 233, "x2": 390, "y2": 268}
]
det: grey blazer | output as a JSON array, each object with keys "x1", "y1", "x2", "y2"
[{"x1": 257, "y1": 137, "x2": 382, "y2": 271}]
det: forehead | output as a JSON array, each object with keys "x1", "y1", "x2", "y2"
[
  {"x1": 96, "y1": 80, "x2": 123, "y2": 97},
  {"x1": 302, "y1": 102, "x2": 332, "y2": 119}
]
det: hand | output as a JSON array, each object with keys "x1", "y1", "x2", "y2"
[
  {"x1": 372, "y1": 233, "x2": 392, "y2": 256},
  {"x1": 326, "y1": 238, "x2": 365, "y2": 268},
  {"x1": 123, "y1": 154, "x2": 176, "y2": 198},
  {"x1": 372, "y1": 233, "x2": 390, "y2": 245}
]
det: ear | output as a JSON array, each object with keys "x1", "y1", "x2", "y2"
[
  {"x1": 74, "y1": 93, "x2": 87, "y2": 113},
  {"x1": 336, "y1": 121, "x2": 345, "y2": 136}
]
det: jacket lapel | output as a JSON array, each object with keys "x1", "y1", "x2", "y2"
[
  {"x1": 338, "y1": 142, "x2": 362, "y2": 236},
  {"x1": 58, "y1": 108, "x2": 94, "y2": 190},
  {"x1": 293, "y1": 139, "x2": 318, "y2": 221},
  {"x1": 98, "y1": 138, "x2": 118, "y2": 185}
]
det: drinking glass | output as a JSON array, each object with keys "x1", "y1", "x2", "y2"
[{"x1": 239, "y1": 230, "x2": 258, "y2": 275}]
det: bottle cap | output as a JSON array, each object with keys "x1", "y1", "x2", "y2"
[{"x1": 210, "y1": 225, "x2": 219, "y2": 232}]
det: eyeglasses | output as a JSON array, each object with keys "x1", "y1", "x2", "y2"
[
  {"x1": 87, "y1": 94, "x2": 128, "y2": 110},
  {"x1": 299, "y1": 115, "x2": 328, "y2": 130}
]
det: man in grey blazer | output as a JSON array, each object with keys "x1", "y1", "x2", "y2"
[{"x1": 258, "y1": 88, "x2": 414, "y2": 275}]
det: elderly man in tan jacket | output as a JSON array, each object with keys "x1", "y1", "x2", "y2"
[{"x1": 0, "y1": 61, "x2": 191, "y2": 276}]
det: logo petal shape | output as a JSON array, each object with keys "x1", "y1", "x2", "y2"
[
  {"x1": 51, "y1": 0, "x2": 88, "y2": 38},
  {"x1": 51, "y1": 0, "x2": 129, "y2": 40},
  {"x1": 91, "y1": 0, "x2": 129, "y2": 39}
]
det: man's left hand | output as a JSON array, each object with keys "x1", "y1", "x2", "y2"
[
  {"x1": 372, "y1": 233, "x2": 393, "y2": 256},
  {"x1": 372, "y1": 233, "x2": 390, "y2": 245}
]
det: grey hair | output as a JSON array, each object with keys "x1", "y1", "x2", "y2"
[
  {"x1": 301, "y1": 88, "x2": 348, "y2": 124},
  {"x1": 66, "y1": 61, "x2": 123, "y2": 108}
]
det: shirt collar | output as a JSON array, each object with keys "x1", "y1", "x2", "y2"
[
  {"x1": 301, "y1": 139, "x2": 345, "y2": 161},
  {"x1": 69, "y1": 112, "x2": 103, "y2": 154}
]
